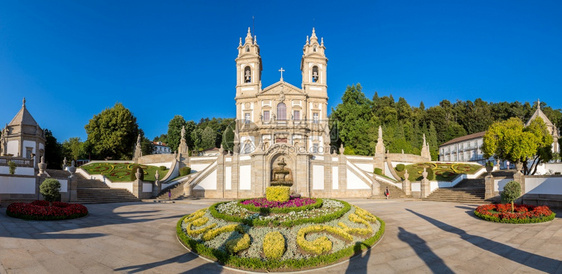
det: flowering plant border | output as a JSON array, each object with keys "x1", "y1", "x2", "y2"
[
  {"x1": 238, "y1": 197, "x2": 322, "y2": 214},
  {"x1": 474, "y1": 203, "x2": 555, "y2": 224},
  {"x1": 211, "y1": 199, "x2": 350, "y2": 227},
  {"x1": 176, "y1": 212, "x2": 385, "y2": 272},
  {"x1": 6, "y1": 200, "x2": 88, "y2": 220}
]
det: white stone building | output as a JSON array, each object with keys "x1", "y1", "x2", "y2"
[
  {"x1": 153, "y1": 141, "x2": 172, "y2": 154},
  {"x1": 439, "y1": 100, "x2": 560, "y2": 166}
]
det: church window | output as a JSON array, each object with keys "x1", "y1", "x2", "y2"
[
  {"x1": 312, "y1": 66, "x2": 319, "y2": 83},
  {"x1": 245, "y1": 113, "x2": 251, "y2": 124},
  {"x1": 246, "y1": 46, "x2": 250, "y2": 52},
  {"x1": 313, "y1": 46, "x2": 317, "y2": 52},
  {"x1": 293, "y1": 110, "x2": 300, "y2": 121},
  {"x1": 313, "y1": 112, "x2": 319, "y2": 123},
  {"x1": 313, "y1": 143, "x2": 319, "y2": 153},
  {"x1": 263, "y1": 111, "x2": 270, "y2": 122},
  {"x1": 26, "y1": 147, "x2": 33, "y2": 159},
  {"x1": 244, "y1": 66, "x2": 252, "y2": 83},
  {"x1": 277, "y1": 103, "x2": 286, "y2": 121}
]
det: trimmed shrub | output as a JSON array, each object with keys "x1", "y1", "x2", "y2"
[
  {"x1": 395, "y1": 164, "x2": 405, "y2": 172},
  {"x1": 226, "y1": 233, "x2": 251, "y2": 253},
  {"x1": 266, "y1": 186, "x2": 290, "y2": 202},
  {"x1": 501, "y1": 180, "x2": 521, "y2": 211},
  {"x1": 263, "y1": 232, "x2": 286, "y2": 259},
  {"x1": 374, "y1": 168, "x2": 383, "y2": 175},
  {"x1": 159, "y1": 166, "x2": 167, "y2": 171},
  {"x1": 425, "y1": 168, "x2": 434, "y2": 180},
  {"x1": 8, "y1": 160, "x2": 16, "y2": 175},
  {"x1": 40, "y1": 179, "x2": 61, "y2": 203},
  {"x1": 180, "y1": 166, "x2": 191, "y2": 176},
  {"x1": 130, "y1": 165, "x2": 144, "y2": 181}
]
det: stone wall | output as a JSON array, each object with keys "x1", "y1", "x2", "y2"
[{"x1": 138, "y1": 154, "x2": 176, "y2": 164}]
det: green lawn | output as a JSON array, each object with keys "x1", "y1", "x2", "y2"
[
  {"x1": 81, "y1": 162, "x2": 168, "y2": 182},
  {"x1": 395, "y1": 162, "x2": 482, "y2": 181}
]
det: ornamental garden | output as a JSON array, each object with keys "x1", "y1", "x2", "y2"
[{"x1": 176, "y1": 185, "x2": 384, "y2": 271}]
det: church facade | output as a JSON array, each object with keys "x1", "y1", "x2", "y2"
[{"x1": 183, "y1": 29, "x2": 431, "y2": 199}]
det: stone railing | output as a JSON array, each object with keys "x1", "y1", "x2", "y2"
[{"x1": 0, "y1": 157, "x2": 34, "y2": 167}]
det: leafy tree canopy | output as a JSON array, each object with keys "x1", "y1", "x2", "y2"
[{"x1": 84, "y1": 103, "x2": 139, "y2": 160}]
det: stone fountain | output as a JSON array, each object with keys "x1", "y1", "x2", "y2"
[{"x1": 271, "y1": 158, "x2": 293, "y2": 186}]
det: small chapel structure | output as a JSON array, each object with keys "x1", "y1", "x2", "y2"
[{"x1": 0, "y1": 98, "x2": 45, "y2": 167}]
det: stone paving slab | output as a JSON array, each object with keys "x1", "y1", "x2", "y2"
[{"x1": 0, "y1": 199, "x2": 560, "y2": 273}]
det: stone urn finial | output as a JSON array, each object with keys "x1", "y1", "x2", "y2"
[
  {"x1": 422, "y1": 168, "x2": 428, "y2": 179},
  {"x1": 135, "y1": 168, "x2": 142, "y2": 180},
  {"x1": 404, "y1": 169, "x2": 409, "y2": 181},
  {"x1": 38, "y1": 155, "x2": 46, "y2": 175}
]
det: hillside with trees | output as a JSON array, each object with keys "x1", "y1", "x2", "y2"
[{"x1": 331, "y1": 84, "x2": 562, "y2": 159}]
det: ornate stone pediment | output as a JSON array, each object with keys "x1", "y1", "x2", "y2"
[{"x1": 260, "y1": 81, "x2": 303, "y2": 96}]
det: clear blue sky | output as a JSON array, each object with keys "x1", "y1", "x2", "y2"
[{"x1": 1, "y1": 1, "x2": 561, "y2": 142}]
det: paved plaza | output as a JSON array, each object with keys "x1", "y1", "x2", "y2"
[{"x1": 0, "y1": 199, "x2": 561, "y2": 273}]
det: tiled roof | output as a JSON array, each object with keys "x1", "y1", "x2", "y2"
[
  {"x1": 440, "y1": 131, "x2": 486, "y2": 147},
  {"x1": 9, "y1": 102, "x2": 39, "y2": 127}
]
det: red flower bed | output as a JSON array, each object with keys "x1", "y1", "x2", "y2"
[
  {"x1": 474, "y1": 203, "x2": 555, "y2": 224},
  {"x1": 238, "y1": 197, "x2": 323, "y2": 213},
  {"x1": 6, "y1": 200, "x2": 88, "y2": 220},
  {"x1": 241, "y1": 197, "x2": 316, "y2": 208}
]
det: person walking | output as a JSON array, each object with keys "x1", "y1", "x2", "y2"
[
  {"x1": 168, "y1": 189, "x2": 171, "y2": 200},
  {"x1": 384, "y1": 187, "x2": 390, "y2": 200}
]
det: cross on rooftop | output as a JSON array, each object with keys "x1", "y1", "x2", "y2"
[{"x1": 279, "y1": 67, "x2": 285, "y2": 81}]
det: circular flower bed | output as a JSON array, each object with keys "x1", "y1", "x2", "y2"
[
  {"x1": 177, "y1": 198, "x2": 385, "y2": 272},
  {"x1": 6, "y1": 200, "x2": 88, "y2": 220},
  {"x1": 474, "y1": 203, "x2": 556, "y2": 224}
]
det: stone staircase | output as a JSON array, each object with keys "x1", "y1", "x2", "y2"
[
  {"x1": 374, "y1": 181, "x2": 408, "y2": 199},
  {"x1": 156, "y1": 176, "x2": 194, "y2": 200},
  {"x1": 424, "y1": 178, "x2": 487, "y2": 204},
  {"x1": 76, "y1": 173, "x2": 140, "y2": 204}
]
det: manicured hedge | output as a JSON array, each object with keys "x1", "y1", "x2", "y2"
[{"x1": 176, "y1": 215, "x2": 385, "y2": 271}]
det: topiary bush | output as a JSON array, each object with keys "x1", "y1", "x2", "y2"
[
  {"x1": 425, "y1": 168, "x2": 434, "y2": 180},
  {"x1": 395, "y1": 164, "x2": 405, "y2": 172},
  {"x1": 130, "y1": 165, "x2": 144, "y2": 181},
  {"x1": 374, "y1": 168, "x2": 383, "y2": 175},
  {"x1": 266, "y1": 186, "x2": 291, "y2": 202},
  {"x1": 180, "y1": 166, "x2": 191, "y2": 176},
  {"x1": 40, "y1": 178, "x2": 61, "y2": 203},
  {"x1": 501, "y1": 180, "x2": 521, "y2": 212},
  {"x1": 8, "y1": 160, "x2": 16, "y2": 175}
]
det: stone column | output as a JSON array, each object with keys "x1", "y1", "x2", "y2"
[
  {"x1": 420, "y1": 168, "x2": 430, "y2": 198},
  {"x1": 338, "y1": 145, "x2": 347, "y2": 195},
  {"x1": 514, "y1": 162, "x2": 525, "y2": 194},
  {"x1": 132, "y1": 168, "x2": 143, "y2": 199},
  {"x1": 184, "y1": 181, "x2": 192, "y2": 198},
  {"x1": 484, "y1": 172, "x2": 494, "y2": 200},
  {"x1": 68, "y1": 161, "x2": 78, "y2": 202},
  {"x1": 402, "y1": 169, "x2": 411, "y2": 196},
  {"x1": 152, "y1": 169, "x2": 161, "y2": 198},
  {"x1": 216, "y1": 145, "x2": 225, "y2": 198}
]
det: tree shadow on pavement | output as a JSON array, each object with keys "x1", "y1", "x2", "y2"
[
  {"x1": 406, "y1": 208, "x2": 561, "y2": 273},
  {"x1": 345, "y1": 242, "x2": 371, "y2": 274},
  {"x1": 397, "y1": 227, "x2": 454, "y2": 274}
]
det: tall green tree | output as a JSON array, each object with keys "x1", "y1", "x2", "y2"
[
  {"x1": 84, "y1": 103, "x2": 139, "y2": 160},
  {"x1": 200, "y1": 126, "x2": 217, "y2": 150},
  {"x1": 482, "y1": 117, "x2": 552, "y2": 175},
  {"x1": 166, "y1": 115, "x2": 187, "y2": 153},
  {"x1": 332, "y1": 84, "x2": 376, "y2": 155},
  {"x1": 62, "y1": 137, "x2": 85, "y2": 161},
  {"x1": 44, "y1": 129, "x2": 63, "y2": 169}
]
